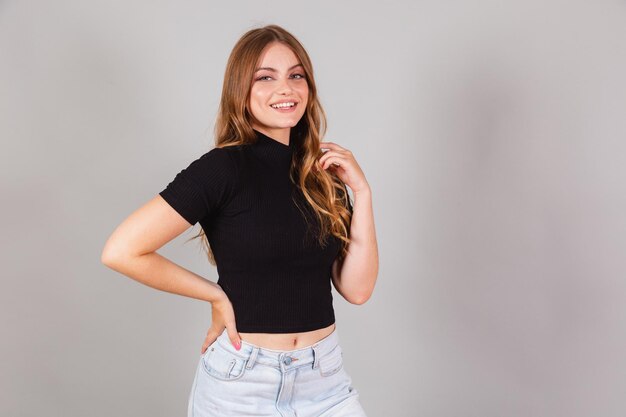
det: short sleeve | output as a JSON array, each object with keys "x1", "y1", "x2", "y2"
[{"x1": 159, "y1": 148, "x2": 236, "y2": 225}]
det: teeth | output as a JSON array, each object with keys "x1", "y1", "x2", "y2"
[{"x1": 271, "y1": 102, "x2": 295, "y2": 109}]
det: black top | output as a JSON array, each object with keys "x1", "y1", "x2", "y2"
[{"x1": 159, "y1": 129, "x2": 342, "y2": 332}]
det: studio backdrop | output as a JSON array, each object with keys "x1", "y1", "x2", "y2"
[{"x1": 1, "y1": 1, "x2": 625, "y2": 416}]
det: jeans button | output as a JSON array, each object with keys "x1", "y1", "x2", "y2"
[{"x1": 283, "y1": 356, "x2": 292, "y2": 365}]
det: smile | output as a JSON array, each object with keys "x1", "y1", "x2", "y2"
[{"x1": 270, "y1": 102, "x2": 296, "y2": 109}]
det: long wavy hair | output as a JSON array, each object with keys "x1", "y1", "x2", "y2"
[{"x1": 189, "y1": 24, "x2": 353, "y2": 266}]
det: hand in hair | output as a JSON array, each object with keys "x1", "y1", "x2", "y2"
[{"x1": 317, "y1": 142, "x2": 370, "y2": 194}]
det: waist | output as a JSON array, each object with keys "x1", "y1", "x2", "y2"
[
  {"x1": 238, "y1": 322, "x2": 336, "y2": 350},
  {"x1": 219, "y1": 323, "x2": 339, "y2": 359}
]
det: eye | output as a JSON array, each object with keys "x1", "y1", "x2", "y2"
[
  {"x1": 256, "y1": 75, "x2": 272, "y2": 81},
  {"x1": 291, "y1": 73, "x2": 306, "y2": 79}
]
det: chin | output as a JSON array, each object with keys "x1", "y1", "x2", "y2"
[{"x1": 263, "y1": 118, "x2": 304, "y2": 129}]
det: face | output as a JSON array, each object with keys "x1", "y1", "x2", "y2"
[{"x1": 248, "y1": 42, "x2": 309, "y2": 142}]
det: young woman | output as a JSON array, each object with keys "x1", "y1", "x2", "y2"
[{"x1": 102, "y1": 24, "x2": 378, "y2": 417}]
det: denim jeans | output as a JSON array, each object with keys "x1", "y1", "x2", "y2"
[{"x1": 187, "y1": 326, "x2": 367, "y2": 416}]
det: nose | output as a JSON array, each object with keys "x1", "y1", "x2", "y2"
[{"x1": 276, "y1": 77, "x2": 293, "y2": 95}]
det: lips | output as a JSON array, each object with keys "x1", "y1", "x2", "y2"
[{"x1": 269, "y1": 100, "x2": 298, "y2": 109}]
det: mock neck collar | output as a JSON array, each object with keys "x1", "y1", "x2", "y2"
[
  {"x1": 252, "y1": 128, "x2": 296, "y2": 166},
  {"x1": 253, "y1": 129, "x2": 293, "y2": 148}
]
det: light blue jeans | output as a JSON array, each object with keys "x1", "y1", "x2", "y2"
[{"x1": 187, "y1": 326, "x2": 367, "y2": 416}]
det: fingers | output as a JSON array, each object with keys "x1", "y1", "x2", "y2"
[
  {"x1": 219, "y1": 300, "x2": 242, "y2": 350},
  {"x1": 226, "y1": 326, "x2": 242, "y2": 351},
  {"x1": 205, "y1": 296, "x2": 242, "y2": 353},
  {"x1": 201, "y1": 329, "x2": 217, "y2": 354},
  {"x1": 318, "y1": 142, "x2": 351, "y2": 170},
  {"x1": 318, "y1": 154, "x2": 346, "y2": 170},
  {"x1": 319, "y1": 141, "x2": 344, "y2": 150},
  {"x1": 200, "y1": 325, "x2": 241, "y2": 354}
]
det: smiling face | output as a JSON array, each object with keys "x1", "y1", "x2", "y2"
[{"x1": 248, "y1": 42, "x2": 309, "y2": 144}]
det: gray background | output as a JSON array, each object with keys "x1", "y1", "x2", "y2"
[{"x1": 2, "y1": 0, "x2": 625, "y2": 416}]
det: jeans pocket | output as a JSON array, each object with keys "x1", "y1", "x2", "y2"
[
  {"x1": 201, "y1": 343, "x2": 248, "y2": 381},
  {"x1": 318, "y1": 345, "x2": 344, "y2": 377}
]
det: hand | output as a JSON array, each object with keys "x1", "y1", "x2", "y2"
[
  {"x1": 200, "y1": 289, "x2": 241, "y2": 354},
  {"x1": 316, "y1": 142, "x2": 369, "y2": 194}
]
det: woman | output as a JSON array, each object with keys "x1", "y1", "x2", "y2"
[{"x1": 102, "y1": 24, "x2": 378, "y2": 417}]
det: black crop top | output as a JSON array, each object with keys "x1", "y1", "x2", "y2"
[{"x1": 159, "y1": 129, "x2": 344, "y2": 333}]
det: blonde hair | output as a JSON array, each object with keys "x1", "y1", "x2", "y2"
[{"x1": 190, "y1": 24, "x2": 352, "y2": 266}]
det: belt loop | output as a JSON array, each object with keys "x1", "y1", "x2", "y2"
[
  {"x1": 311, "y1": 344, "x2": 320, "y2": 370},
  {"x1": 246, "y1": 346, "x2": 259, "y2": 370}
]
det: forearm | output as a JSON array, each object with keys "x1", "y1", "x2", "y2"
[
  {"x1": 338, "y1": 186, "x2": 379, "y2": 303},
  {"x1": 103, "y1": 252, "x2": 225, "y2": 303}
]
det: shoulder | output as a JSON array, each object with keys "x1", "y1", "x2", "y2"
[
  {"x1": 165, "y1": 146, "x2": 240, "y2": 192},
  {"x1": 185, "y1": 143, "x2": 258, "y2": 182},
  {"x1": 190, "y1": 146, "x2": 240, "y2": 174},
  {"x1": 159, "y1": 146, "x2": 241, "y2": 223},
  {"x1": 198, "y1": 145, "x2": 236, "y2": 163}
]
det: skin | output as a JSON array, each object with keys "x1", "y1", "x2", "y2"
[
  {"x1": 248, "y1": 42, "x2": 308, "y2": 145},
  {"x1": 100, "y1": 41, "x2": 378, "y2": 355}
]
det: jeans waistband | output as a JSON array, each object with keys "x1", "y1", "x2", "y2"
[{"x1": 215, "y1": 326, "x2": 340, "y2": 371}]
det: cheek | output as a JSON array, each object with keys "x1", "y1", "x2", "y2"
[
  {"x1": 298, "y1": 85, "x2": 309, "y2": 102},
  {"x1": 251, "y1": 87, "x2": 263, "y2": 97},
  {"x1": 249, "y1": 90, "x2": 266, "y2": 111},
  {"x1": 299, "y1": 90, "x2": 309, "y2": 108}
]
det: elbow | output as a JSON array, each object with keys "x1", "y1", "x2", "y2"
[
  {"x1": 101, "y1": 241, "x2": 126, "y2": 269},
  {"x1": 349, "y1": 275, "x2": 378, "y2": 305},
  {"x1": 337, "y1": 273, "x2": 377, "y2": 305},
  {"x1": 101, "y1": 233, "x2": 117, "y2": 267},
  {"x1": 337, "y1": 285, "x2": 371, "y2": 305},
  {"x1": 350, "y1": 292, "x2": 372, "y2": 305},
  {"x1": 101, "y1": 247, "x2": 118, "y2": 269},
  {"x1": 349, "y1": 297, "x2": 366, "y2": 305}
]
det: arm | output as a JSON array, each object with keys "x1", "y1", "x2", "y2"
[
  {"x1": 317, "y1": 141, "x2": 379, "y2": 305},
  {"x1": 331, "y1": 186, "x2": 378, "y2": 304},
  {"x1": 100, "y1": 195, "x2": 226, "y2": 304},
  {"x1": 103, "y1": 149, "x2": 244, "y2": 353}
]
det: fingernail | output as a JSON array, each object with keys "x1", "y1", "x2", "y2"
[{"x1": 235, "y1": 340, "x2": 241, "y2": 350}]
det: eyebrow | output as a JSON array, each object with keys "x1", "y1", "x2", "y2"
[{"x1": 254, "y1": 63, "x2": 304, "y2": 73}]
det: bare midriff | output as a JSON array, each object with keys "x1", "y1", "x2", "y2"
[{"x1": 239, "y1": 322, "x2": 336, "y2": 351}]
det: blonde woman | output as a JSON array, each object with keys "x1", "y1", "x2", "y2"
[{"x1": 102, "y1": 24, "x2": 378, "y2": 417}]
